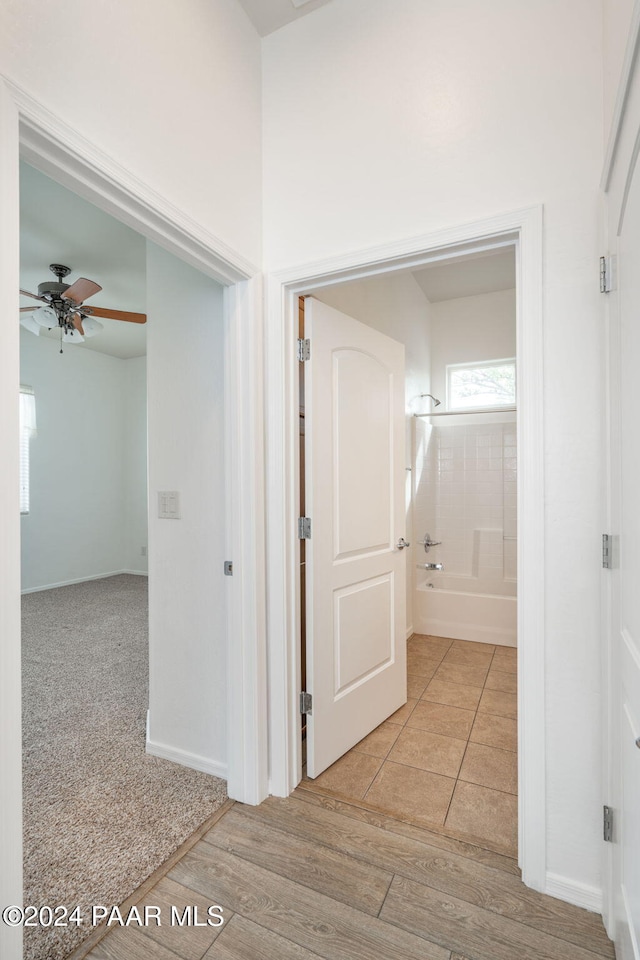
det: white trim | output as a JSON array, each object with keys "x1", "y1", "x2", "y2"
[
  {"x1": 264, "y1": 206, "x2": 546, "y2": 892},
  {"x1": 5, "y1": 77, "x2": 258, "y2": 286},
  {"x1": 545, "y1": 873, "x2": 603, "y2": 915},
  {"x1": 21, "y1": 571, "x2": 149, "y2": 594},
  {"x1": 224, "y1": 279, "x2": 269, "y2": 805},
  {"x1": 415, "y1": 617, "x2": 516, "y2": 646},
  {"x1": 601, "y1": 1, "x2": 640, "y2": 191},
  {"x1": 145, "y1": 738, "x2": 228, "y2": 780},
  {"x1": 0, "y1": 77, "x2": 23, "y2": 960}
]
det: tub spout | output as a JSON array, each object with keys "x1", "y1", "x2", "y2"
[{"x1": 418, "y1": 562, "x2": 444, "y2": 571}]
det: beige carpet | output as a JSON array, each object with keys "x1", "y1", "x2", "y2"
[{"x1": 22, "y1": 574, "x2": 228, "y2": 960}]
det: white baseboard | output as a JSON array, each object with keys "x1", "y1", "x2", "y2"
[
  {"x1": 406, "y1": 624, "x2": 414, "y2": 640},
  {"x1": 21, "y1": 570, "x2": 148, "y2": 594},
  {"x1": 416, "y1": 617, "x2": 516, "y2": 646},
  {"x1": 545, "y1": 872, "x2": 603, "y2": 914},
  {"x1": 146, "y1": 737, "x2": 228, "y2": 781}
]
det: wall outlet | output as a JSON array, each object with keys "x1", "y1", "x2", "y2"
[{"x1": 141, "y1": 546, "x2": 147, "y2": 557}]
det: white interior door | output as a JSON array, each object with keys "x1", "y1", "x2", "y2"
[
  {"x1": 304, "y1": 297, "x2": 406, "y2": 778},
  {"x1": 606, "y1": 66, "x2": 640, "y2": 959}
]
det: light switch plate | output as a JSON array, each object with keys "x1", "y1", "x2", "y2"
[{"x1": 158, "y1": 491, "x2": 181, "y2": 519}]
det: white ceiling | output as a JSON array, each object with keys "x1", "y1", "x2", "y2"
[
  {"x1": 20, "y1": 163, "x2": 147, "y2": 360},
  {"x1": 412, "y1": 247, "x2": 516, "y2": 303},
  {"x1": 236, "y1": 0, "x2": 334, "y2": 36}
]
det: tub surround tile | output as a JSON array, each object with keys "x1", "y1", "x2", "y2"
[
  {"x1": 458, "y1": 741, "x2": 518, "y2": 794},
  {"x1": 422, "y1": 678, "x2": 483, "y2": 711},
  {"x1": 470, "y1": 713, "x2": 517, "y2": 753},
  {"x1": 408, "y1": 701, "x2": 475, "y2": 740},
  {"x1": 388, "y1": 727, "x2": 467, "y2": 778}
]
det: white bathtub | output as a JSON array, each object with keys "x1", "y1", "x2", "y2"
[{"x1": 414, "y1": 580, "x2": 517, "y2": 646}]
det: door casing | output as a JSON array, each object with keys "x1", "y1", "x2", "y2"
[
  {"x1": 600, "y1": 1, "x2": 640, "y2": 942},
  {"x1": 265, "y1": 207, "x2": 546, "y2": 891}
]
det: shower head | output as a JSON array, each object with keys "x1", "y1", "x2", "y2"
[{"x1": 420, "y1": 393, "x2": 441, "y2": 407}]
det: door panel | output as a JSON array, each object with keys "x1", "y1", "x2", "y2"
[
  {"x1": 304, "y1": 297, "x2": 406, "y2": 778},
  {"x1": 334, "y1": 349, "x2": 392, "y2": 555},
  {"x1": 334, "y1": 573, "x2": 394, "y2": 695}
]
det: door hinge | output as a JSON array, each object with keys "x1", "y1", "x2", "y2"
[
  {"x1": 600, "y1": 255, "x2": 616, "y2": 293},
  {"x1": 297, "y1": 338, "x2": 311, "y2": 362},
  {"x1": 604, "y1": 805, "x2": 614, "y2": 842},
  {"x1": 298, "y1": 517, "x2": 311, "y2": 539},
  {"x1": 602, "y1": 533, "x2": 612, "y2": 569},
  {"x1": 299, "y1": 691, "x2": 313, "y2": 715}
]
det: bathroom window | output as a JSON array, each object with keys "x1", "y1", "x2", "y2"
[
  {"x1": 447, "y1": 358, "x2": 516, "y2": 411},
  {"x1": 20, "y1": 385, "x2": 37, "y2": 515}
]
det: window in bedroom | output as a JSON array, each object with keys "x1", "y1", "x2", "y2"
[{"x1": 20, "y1": 385, "x2": 37, "y2": 514}]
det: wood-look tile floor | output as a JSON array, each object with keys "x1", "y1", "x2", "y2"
[
  {"x1": 79, "y1": 790, "x2": 613, "y2": 960},
  {"x1": 301, "y1": 635, "x2": 519, "y2": 857}
]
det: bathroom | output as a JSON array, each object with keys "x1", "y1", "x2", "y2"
[
  {"x1": 314, "y1": 245, "x2": 517, "y2": 649},
  {"x1": 302, "y1": 244, "x2": 519, "y2": 852}
]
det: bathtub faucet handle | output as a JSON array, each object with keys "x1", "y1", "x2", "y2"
[{"x1": 420, "y1": 532, "x2": 442, "y2": 553}]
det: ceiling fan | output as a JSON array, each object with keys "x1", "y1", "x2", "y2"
[{"x1": 20, "y1": 263, "x2": 146, "y2": 352}]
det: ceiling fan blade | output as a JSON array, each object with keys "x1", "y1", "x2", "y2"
[
  {"x1": 20, "y1": 306, "x2": 39, "y2": 313},
  {"x1": 72, "y1": 314, "x2": 85, "y2": 336},
  {"x1": 20, "y1": 289, "x2": 47, "y2": 302},
  {"x1": 61, "y1": 278, "x2": 102, "y2": 304},
  {"x1": 87, "y1": 306, "x2": 147, "y2": 324}
]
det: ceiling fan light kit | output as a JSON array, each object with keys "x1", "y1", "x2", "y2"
[{"x1": 19, "y1": 263, "x2": 146, "y2": 354}]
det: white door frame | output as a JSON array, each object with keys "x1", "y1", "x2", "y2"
[
  {"x1": 600, "y1": 0, "x2": 640, "y2": 940},
  {"x1": 0, "y1": 77, "x2": 268, "y2": 958},
  {"x1": 265, "y1": 205, "x2": 546, "y2": 891}
]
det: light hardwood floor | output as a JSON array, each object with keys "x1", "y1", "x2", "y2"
[{"x1": 79, "y1": 789, "x2": 613, "y2": 960}]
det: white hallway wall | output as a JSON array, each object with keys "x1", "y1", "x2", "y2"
[
  {"x1": 19, "y1": 331, "x2": 147, "y2": 592},
  {"x1": 146, "y1": 242, "x2": 227, "y2": 775},
  {"x1": 0, "y1": 0, "x2": 262, "y2": 267},
  {"x1": 263, "y1": 0, "x2": 604, "y2": 899}
]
